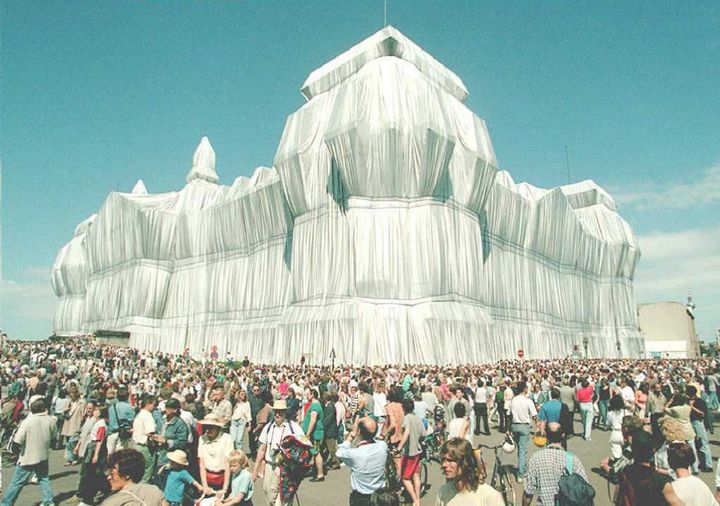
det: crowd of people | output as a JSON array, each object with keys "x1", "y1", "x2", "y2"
[{"x1": 0, "y1": 337, "x2": 719, "y2": 505}]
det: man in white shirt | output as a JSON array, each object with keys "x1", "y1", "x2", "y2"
[
  {"x1": 1, "y1": 399, "x2": 57, "y2": 506},
  {"x1": 474, "y1": 381, "x2": 490, "y2": 436},
  {"x1": 252, "y1": 399, "x2": 304, "y2": 506},
  {"x1": 132, "y1": 394, "x2": 158, "y2": 483},
  {"x1": 510, "y1": 381, "x2": 537, "y2": 483}
]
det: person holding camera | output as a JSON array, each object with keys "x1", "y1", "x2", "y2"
[
  {"x1": 252, "y1": 399, "x2": 304, "y2": 506},
  {"x1": 336, "y1": 416, "x2": 388, "y2": 506},
  {"x1": 148, "y1": 398, "x2": 188, "y2": 470}
]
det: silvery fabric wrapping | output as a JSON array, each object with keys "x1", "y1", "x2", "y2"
[{"x1": 51, "y1": 27, "x2": 643, "y2": 363}]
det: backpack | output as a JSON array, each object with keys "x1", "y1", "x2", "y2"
[
  {"x1": 557, "y1": 452, "x2": 595, "y2": 506},
  {"x1": 113, "y1": 403, "x2": 133, "y2": 440}
]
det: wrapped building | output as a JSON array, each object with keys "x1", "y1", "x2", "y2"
[{"x1": 51, "y1": 27, "x2": 644, "y2": 364}]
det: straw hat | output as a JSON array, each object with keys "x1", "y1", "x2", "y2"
[
  {"x1": 167, "y1": 450, "x2": 189, "y2": 466},
  {"x1": 272, "y1": 399, "x2": 288, "y2": 411},
  {"x1": 198, "y1": 414, "x2": 227, "y2": 427}
]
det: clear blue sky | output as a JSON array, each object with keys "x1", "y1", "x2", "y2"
[{"x1": 2, "y1": 1, "x2": 719, "y2": 342}]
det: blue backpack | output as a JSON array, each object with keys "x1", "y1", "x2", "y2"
[{"x1": 557, "y1": 452, "x2": 595, "y2": 506}]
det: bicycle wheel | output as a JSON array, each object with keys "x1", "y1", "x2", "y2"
[
  {"x1": 498, "y1": 470, "x2": 517, "y2": 506},
  {"x1": 419, "y1": 463, "x2": 429, "y2": 497}
]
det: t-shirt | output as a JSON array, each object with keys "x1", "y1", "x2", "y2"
[
  {"x1": 617, "y1": 463, "x2": 673, "y2": 506},
  {"x1": 401, "y1": 413, "x2": 425, "y2": 457},
  {"x1": 672, "y1": 475, "x2": 718, "y2": 506},
  {"x1": 163, "y1": 469, "x2": 194, "y2": 503},
  {"x1": 302, "y1": 400, "x2": 325, "y2": 441},
  {"x1": 435, "y1": 482, "x2": 505, "y2": 506},
  {"x1": 230, "y1": 469, "x2": 254, "y2": 501},
  {"x1": 538, "y1": 399, "x2": 562, "y2": 424},
  {"x1": 576, "y1": 385, "x2": 594, "y2": 403},
  {"x1": 101, "y1": 482, "x2": 164, "y2": 506},
  {"x1": 198, "y1": 433, "x2": 234, "y2": 473}
]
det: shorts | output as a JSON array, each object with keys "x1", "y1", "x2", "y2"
[{"x1": 401, "y1": 454, "x2": 421, "y2": 480}]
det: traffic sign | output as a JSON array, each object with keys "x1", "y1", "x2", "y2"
[
  {"x1": 211, "y1": 345, "x2": 218, "y2": 353},
  {"x1": 517, "y1": 349, "x2": 524, "y2": 359}
]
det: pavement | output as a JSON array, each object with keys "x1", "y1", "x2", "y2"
[{"x1": 2, "y1": 416, "x2": 719, "y2": 506}]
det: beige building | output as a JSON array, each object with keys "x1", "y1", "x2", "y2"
[{"x1": 637, "y1": 301, "x2": 699, "y2": 358}]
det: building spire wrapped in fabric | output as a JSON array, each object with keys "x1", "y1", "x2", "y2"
[{"x1": 51, "y1": 27, "x2": 644, "y2": 364}]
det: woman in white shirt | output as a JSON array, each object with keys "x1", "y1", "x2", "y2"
[
  {"x1": 231, "y1": 389, "x2": 251, "y2": 451},
  {"x1": 606, "y1": 394, "x2": 628, "y2": 459},
  {"x1": 447, "y1": 403, "x2": 472, "y2": 445}
]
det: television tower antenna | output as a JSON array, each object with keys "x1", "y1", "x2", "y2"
[{"x1": 564, "y1": 145, "x2": 572, "y2": 184}]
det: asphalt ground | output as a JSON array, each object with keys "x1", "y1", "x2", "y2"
[{"x1": 2, "y1": 415, "x2": 719, "y2": 506}]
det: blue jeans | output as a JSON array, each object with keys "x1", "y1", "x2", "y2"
[
  {"x1": 230, "y1": 418, "x2": 247, "y2": 450},
  {"x1": 511, "y1": 423, "x2": 531, "y2": 477},
  {"x1": 598, "y1": 400, "x2": 609, "y2": 428},
  {"x1": 1, "y1": 460, "x2": 54, "y2": 506},
  {"x1": 65, "y1": 434, "x2": 79, "y2": 463},
  {"x1": 692, "y1": 420, "x2": 712, "y2": 469}
]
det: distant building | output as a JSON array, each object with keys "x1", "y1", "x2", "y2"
[{"x1": 638, "y1": 301, "x2": 700, "y2": 358}]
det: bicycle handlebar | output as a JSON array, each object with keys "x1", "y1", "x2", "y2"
[{"x1": 476, "y1": 443, "x2": 504, "y2": 450}]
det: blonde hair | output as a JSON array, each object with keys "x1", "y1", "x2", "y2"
[{"x1": 228, "y1": 450, "x2": 248, "y2": 468}]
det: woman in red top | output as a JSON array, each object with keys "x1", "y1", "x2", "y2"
[{"x1": 576, "y1": 379, "x2": 595, "y2": 441}]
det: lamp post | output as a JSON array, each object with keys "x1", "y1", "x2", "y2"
[
  {"x1": 582, "y1": 336, "x2": 589, "y2": 358},
  {"x1": 330, "y1": 348, "x2": 336, "y2": 370}
]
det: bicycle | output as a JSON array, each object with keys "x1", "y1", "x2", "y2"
[
  {"x1": 477, "y1": 443, "x2": 517, "y2": 506},
  {"x1": 422, "y1": 427, "x2": 446, "y2": 464},
  {"x1": 385, "y1": 444, "x2": 430, "y2": 504}
]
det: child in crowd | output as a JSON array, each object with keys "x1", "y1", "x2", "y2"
[
  {"x1": 161, "y1": 450, "x2": 205, "y2": 506},
  {"x1": 214, "y1": 450, "x2": 253, "y2": 506}
]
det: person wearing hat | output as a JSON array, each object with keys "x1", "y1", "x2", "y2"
[
  {"x1": 149, "y1": 397, "x2": 189, "y2": 470},
  {"x1": 252, "y1": 398, "x2": 305, "y2": 506},
  {"x1": 198, "y1": 414, "x2": 234, "y2": 496},
  {"x1": 161, "y1": 450, "x2": 204, "y2": 506}
]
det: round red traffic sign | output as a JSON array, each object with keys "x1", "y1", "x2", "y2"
[
  {"x1": 211, "y1": 345, "x2": 218, "y2": 353},
  {"x1": 517, "y1": 349, "x2": 524, "y2": 358}
]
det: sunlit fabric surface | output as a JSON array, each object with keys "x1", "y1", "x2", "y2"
[{"x1": 51, "y1": 27, "x2": 643, "y2": 363}]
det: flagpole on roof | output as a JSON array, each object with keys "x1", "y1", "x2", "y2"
[{"x1": 384, "y1": 0, "x2": 387, "y2": 27}]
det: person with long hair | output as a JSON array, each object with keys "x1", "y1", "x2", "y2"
[
  {"x1": 664, "y1": 392, "x2": 699, "y2": 474},
  {"x1": 230, "y1": 389, "x2": 251, "y2": 451},
  {"x1": 436, "y1": 437, "x2": 504, "y2": 505},
  {"x1": 606, "y1": 394, "x2": 629, "y2": 460}
]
